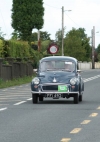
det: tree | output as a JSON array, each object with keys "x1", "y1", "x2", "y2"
[
  {"x1": 31, "y1": 32, "x2": 38, "y2": 41},
  {"x1": 64, "y1": 28, "x2": 91, "y2": 61},
  {"x1": 55, "y1": 29, "x2": 62, "y2": 47},
  {"x1": 0, "y1": 28, "x2": 5, "y2": 40},
  {"x1": 11, "y1": 30, "x2": 21, "y2": 40},
  {"x1": 97, "y1": 44, "x2": 100, "y2": 54},
  {"x1": 95, "y1": 44, "x2": 100, "y2": 61},
  {"x1": 11, "y1": 0, "x2": 44, "y2": 41},
  {"x1": 40, "y1": 31, "x2": 51, "y2": 41},
  {"x1": 31, "y1": 31, "x2": 51, "y2": 41}
]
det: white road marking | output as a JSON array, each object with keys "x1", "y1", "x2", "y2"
[
  {"x1": 0, "y1": 97, "x2": 29, "y2": 99},
  {"x1": 84, "y1": 75, "x2": 100, "y2": 82},
  {"x1": 14, "y1": 101, "x2": 26, "y2": 105},
  {"x1": 2, "y1": 89, "x2": 7, "y2": 91},
  {"x1": 10, "y1": 87, "x2": 16, "y2": 89},
  {"x1": 0, "y1": 95, "x2": 30, "y2": 97},
  {"x1": 1, "y1": 92, "x2": 30, "y2": 95},
  {"x1": 0, "y1": 107, "x2": 7, "y2": 111},
  {"x1": 0, "y1": 100, "x2": 21, "y2": 102},
  {"x1": 27, "y1": 98, "x2": 32, "y2": 100},
  {"x1": 25, "y1": 84, "x2": 29, "y2": 86}
]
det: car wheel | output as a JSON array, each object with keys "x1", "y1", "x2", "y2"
[
  {"x1": 79, "y1": 87, "x2": 83, "y2": 102},
  {"x1": 74, "y1": 94, "x2": 79, "y2": 104},
  {"x1": 32, "y1": 94, "x2": 38, "y2": 104},
  {"x1": 79, "y1": 94, "x2": 82, "y2": 101},
  {"x1": 39, "y1": 96, "x2": 43, "y2": 101}
]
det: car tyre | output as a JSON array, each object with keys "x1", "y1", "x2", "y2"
[
  {"x1": 39, "y1": 96, "x2": 43, "y2": 101},
  {"x1": 32, "y1": 94, "x2": 38, "y2": 104},
  {"x1": 79, "y1": 87, "x2": 83, "y2": 102},
  {"x1": 74, "y1": 94, "x2": 79, "y2": 104},
  {"x1": 79, "y1": 94, "x2": 82, "y2": 101}
]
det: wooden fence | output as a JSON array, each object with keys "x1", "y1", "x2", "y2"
[{"x1": 0, "y1": 58, "x2": 33, "y2": 81}]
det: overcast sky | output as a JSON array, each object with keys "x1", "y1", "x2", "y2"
[{"x1": 0, "y1": 0, "x2": 100, "y2": 47}]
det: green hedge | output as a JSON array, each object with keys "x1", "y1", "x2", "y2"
[{"x1": 8, "y1": 40, "x2": 30, "y2": 58}]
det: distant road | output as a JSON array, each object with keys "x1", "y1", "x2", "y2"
[{"x1": 0, "y1": 69, "x2": 100, "y2": 142}]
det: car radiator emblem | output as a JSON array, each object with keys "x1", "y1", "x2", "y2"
[{"x1": 53, "y1": 77, "x2": 57, "y2": 83}]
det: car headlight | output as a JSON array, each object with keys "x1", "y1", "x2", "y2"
[
  {"x1": 32, "y1": 77, "x2": 40, "y2": 85},
  {"x1": 70, "y1": 78, "x2": 79, "y2": 85}
]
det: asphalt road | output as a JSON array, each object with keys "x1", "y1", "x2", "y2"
[{"x1": 0, "y1": 69, "x2": 100, "y2": 142}]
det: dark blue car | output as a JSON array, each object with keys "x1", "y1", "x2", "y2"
[{"x1": 31, "y1": 56, "x2": 84, "y2": 104}]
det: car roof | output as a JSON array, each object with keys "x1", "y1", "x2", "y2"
[{"x1": 40, "y1": 56, "x2": 77, "y2": 63}]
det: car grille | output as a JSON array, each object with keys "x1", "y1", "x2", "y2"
[
  {"x1": 42, "y1": 85, "x2": 58, "y2": 91},
  {"x1": 41, "y1": 84, "x2": 70, "y2": 91}
]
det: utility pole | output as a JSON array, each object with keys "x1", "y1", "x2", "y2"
[
  {"x1": 91, "y1": 26, "x2": 95, "y2": 69},
  {"x1": 62, "y1": 6, "x2": 64, "y2": 56},
  {"x1": 61, "y1": 7, "x2": 71, "y2": 56}
]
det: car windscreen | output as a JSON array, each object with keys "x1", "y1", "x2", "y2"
[{"x1": 40, "y1": 60, "x2": 76, "y2": 72}]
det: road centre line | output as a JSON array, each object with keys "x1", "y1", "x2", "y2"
[
  {"x1": 81, "y1": 120, "x2": 91, "y2": 124},
  {"x1": 0, "y1": 107, "x2": 7, "y2": 111},
  {"x1": 97, "y1": 106, "x2": 100, "y2": 109},
  {"x1": 70, "y1": 128, "x2": 82, "y2": 134},
  {"x1": 14, "y1": 101, "x2": 26, "y2": 105},
  {"x1": 89, "y1": 113, "x2": 98, "y2": 117},
  {"x1": 61, "y1": 138, "x2": 71, "y2": 142}
]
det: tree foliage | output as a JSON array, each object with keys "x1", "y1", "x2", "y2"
[
  {"x1": 55, "y1": 29, "x2": 62, "y2": 48},
  {"x1": 97, "y1": 44, "x2": 100, "y2": 54},
  {"x1": 64, "y1": 28, "x2": 91, "y2": 61},
  {"x1": 0, "y1": 28, "x2": 5, "y2": 40},
  {"x1": 11, "y1": 0, "x2": 44, "y2": 41},
  {"x1": 31, "y1": 31, "x2": 51, "y2": 41}
]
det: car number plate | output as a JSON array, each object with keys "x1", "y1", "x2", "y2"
[{"x1": 46, "y1": 94, "x2": 62, "y2": 97}]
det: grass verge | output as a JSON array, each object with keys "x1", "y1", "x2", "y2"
[{"x1": 0, "y1": 74, "x2": 36, "y2": 89}]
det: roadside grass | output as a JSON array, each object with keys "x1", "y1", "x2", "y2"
[{"x1": 0, "y1": 74, "x2": 36, "y2": 89}]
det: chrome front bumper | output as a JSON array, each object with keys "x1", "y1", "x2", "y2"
[{"x1": 31, "y1": 90, "x2": 79, "y2": 95}]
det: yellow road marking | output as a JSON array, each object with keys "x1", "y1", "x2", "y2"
[
  {"x1": 61, "y1": 138, "x2": 71, "y2": 142},
  {"x1": 81, "y1": 120, "x2": 91, "y2": 124},
  {"x1": 89, "y1": 113, "x2": 98, "y2": 117},
  {"x1": 97, "y1": 106, "x2": 100, "y2": 109},
  {"x1": 70, "y1": 128, "x2": 81, "y2": 134}
]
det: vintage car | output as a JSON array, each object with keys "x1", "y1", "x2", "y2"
[{"x1": 31, "y1": 56, "x2": 84, "y2": 104}]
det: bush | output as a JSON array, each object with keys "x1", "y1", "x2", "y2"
[
  {"x1": 8, "y1": 40, "x2": 31, "y2": 58},
  {"x1": 0, "y1": 39, "x2": 4, "y2": 57}
]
